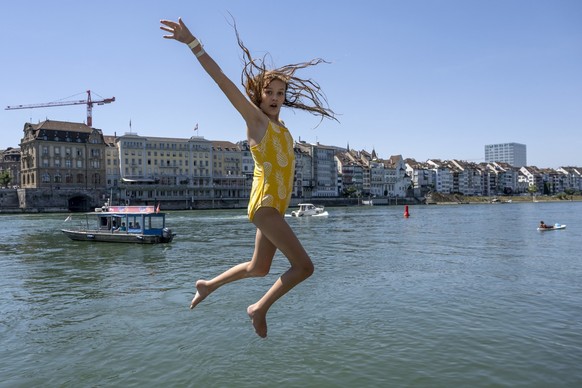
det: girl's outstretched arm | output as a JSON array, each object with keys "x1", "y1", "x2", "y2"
[{"x1": 160, "y1": 17, "x2": 267, "y2": 142}]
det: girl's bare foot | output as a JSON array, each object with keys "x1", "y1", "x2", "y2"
[
  {"x1": 190, "y1": 280, "x2": 210, "y2": 309},
  {"x1": 247, "y1": 303, "x2": 267, "y2": 338}
]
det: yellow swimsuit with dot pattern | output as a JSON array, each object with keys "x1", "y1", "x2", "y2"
[{"x1": 247, "y1": 121, "x2": 295, "y2": 221}]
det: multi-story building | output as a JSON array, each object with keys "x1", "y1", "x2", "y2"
[
  {"x1": 15, "y1": 120, "x2": 107, "y2": 210},
  {"x1": 104, "y1": 135, "x2": 120, "y2": 188},
  {"x1": 294, "y1": 146, "x2": 314, "y2": 199},
  {"x1": 450, "y1": 160, "x2": 484, "y2": 196},
  {"x1": 211, "y1": 140, "x2": 247, "y2": 200},
  {"x1": 296, "y1": 142, "x2": 338, "y2": 197},
  {"x1": 0, "y1": 147, "x2": 21, "y2": 188},
  {"x1": 427, "y1": 159, "x2": 453, "y2": 194},
  {"x1": 487, "y1": 162, "x2": 519, "y2": 195},
  {"x1": 485, "y1": 142, "x2": 527, "y2": 167},
  {"x1": 519, "y1": 166, "x2": 544, "y2": 193},
  {"x1": 19, "y1": 120, "x2": 107, "y2": 190},
  {"x1": 335, "y1": 151, "x2": 363, "y2": 196},
  {"x1": 405, "y1": 159, "x2": 435, "y2": 197},
  {"x1": 557, "y1": 167, "x2": 582, "y2": 191},
  {"x1": 114, "y1": 132, "x2": 217, "y2": 207},
  {"x1": 381, "y1": 155, "x2": 410, "y2": 197}
]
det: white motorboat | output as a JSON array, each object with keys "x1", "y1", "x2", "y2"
[{"x1": 290, "y1": 203, "x2": 328, "y2": 217}]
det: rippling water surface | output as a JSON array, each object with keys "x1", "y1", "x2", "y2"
[{"x1": 1, "y1": 202, "x2": 582, "y2": 387}]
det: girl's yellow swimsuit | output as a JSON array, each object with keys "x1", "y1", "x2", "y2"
[{"x1": 248, "y1": 121, "x2": 295, "y2": 221}]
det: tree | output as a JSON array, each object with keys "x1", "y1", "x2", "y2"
[
  {"x1": 527, "y1": 184, "x2": 538, "y2": 197},
  {"x1": 564, "y1": 188, "x2": 576, "y2": 200},
  {"x1": 0, "y1": 171, "x2": 11, "y2": 188}
]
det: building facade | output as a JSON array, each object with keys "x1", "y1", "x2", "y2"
[
  {"x1": 0, "y1": 147, "x2": 21, "y2": 188},
  {"x1": 484, "y1": 142, "x2": 527, "y2": 167},
  {"x1": 4, "y1": 120, "x2": 580, "y2": 212},
  {"x1": 19, "y1": 120, "x2": 107, "y2": 190}
]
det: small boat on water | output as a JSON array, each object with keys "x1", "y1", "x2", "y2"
[
  {"x1": 537, "y1": 223, "x2": 566, "y2": 231},
  {"x1": 61, "y1": 205, "x2": 176, "y2": 244},
  {"x1": 361, "y1": 199, "x2": 374, "y2": 206},
  {"x1": 290, "y1": 203, "x2": 328, "y2": 217}
]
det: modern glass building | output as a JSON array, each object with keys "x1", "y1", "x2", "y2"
[{"x1": 484, "y1": 143, "x2": 527, "y2": 167}]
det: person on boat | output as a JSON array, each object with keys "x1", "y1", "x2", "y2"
[
  {"x1": 160, "y1": 17, "x2": 336, "y2": 338},
  {"x1": 539, "y1": 221, "x2": 551, "y2": 229},
  {"x1": 117, "y1": 222, "x2": 127, "y2": 232}
]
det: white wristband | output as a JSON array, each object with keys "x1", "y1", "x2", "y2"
[
  {"x1": 195, "y1": 48, "x2": 206, "y2": 58},
  {"x1": 187, "y1": 39, "x2": 201, "y2": 50}
]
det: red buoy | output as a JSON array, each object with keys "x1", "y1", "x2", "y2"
[{"x1": 404, "y1": 205, "x2": 410, "y2": 218}]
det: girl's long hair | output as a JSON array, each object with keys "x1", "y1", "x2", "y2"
[{"x1": 233, "y1": 23, "x2": 338, "y2": 123}]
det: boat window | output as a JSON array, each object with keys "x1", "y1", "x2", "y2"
[
  {"x1": 145, "y1": 215, "x2": 165, "y2": 231},
  {"x1": 99, "y1": 216, "x2": 110, "y2": 230}
]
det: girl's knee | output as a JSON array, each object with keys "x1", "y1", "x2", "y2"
[
  {"x1": 304, "y1": 261, "x2": 314, "y2": 278},
  {"x1": 298, "y1": 256, "x2": 314, "y2": 279},
  {"x1": 247, "y1": 262, "x2": 270, "y2": 277}
]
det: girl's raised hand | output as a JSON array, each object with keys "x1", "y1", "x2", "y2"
[{"x1": 160, "y1": 17, "x2": 194, "y2": 45}]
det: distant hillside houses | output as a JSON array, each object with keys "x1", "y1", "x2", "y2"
[
  {"x1": 1, "y1": 120, "x2": 582, "y2": 206},
  {"x1": 404, "y1": 159, "x2": 582, "y2": 197}
]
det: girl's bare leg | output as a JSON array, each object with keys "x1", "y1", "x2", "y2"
[
  {"x1": 190, "y1": 227, "x2": 277, "y2": 309},
  {"x1": 247, "y1": 207, "x2": 314, "y2": 338}
]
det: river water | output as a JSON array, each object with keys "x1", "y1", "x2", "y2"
[{"x1": 1, "y1": 202, "x2": 581, "y2": 387}]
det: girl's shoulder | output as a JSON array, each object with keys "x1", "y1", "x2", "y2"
[{"x1": 270, "y1": 120, "x2": 290, "y2": 131}]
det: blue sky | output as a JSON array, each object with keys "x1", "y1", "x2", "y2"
[{"x1": 1, "y1": 0, "x2": 580, "y2": 168}]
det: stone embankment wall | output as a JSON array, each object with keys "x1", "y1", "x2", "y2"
[
  {"x1": 1, "y1": 190, "x2": 422, "y2": 213},
  {"x1": 0, "y1": 189, "x2": 19, "y2": 211},
  {"x1": 0, "y1": 188, "x2": 106, "y2": 213}
]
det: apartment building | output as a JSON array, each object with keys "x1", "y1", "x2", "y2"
[
  {"x1": 19, "y1": 120, "x2": 107, "y2": 190},
  {"x1": 0, "y1": 147, "x2": 21, "y2": 188},
  {"x1": 114, "y1": 132, "x2": 216, "y2": 206},
  {"x1": 296, "y1": 142, "x2": 338, "y2": 197},
  {"x1": 485, "y1": 143, "x2": 527, "y2": 167}
]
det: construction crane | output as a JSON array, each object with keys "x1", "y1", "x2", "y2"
[{"x1": 5, "y1": 90, "x2": 115, "y2": 127}]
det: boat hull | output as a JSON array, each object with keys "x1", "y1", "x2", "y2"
[
  {"x1": 537, "y1": 224, "x2": 566, "y2": 231},
  {"x1": 61, "y1": 205, "x2": 176, "y2": 244},
  {"x1": 61, "y1": 229, "x2": 175, "y2": 244}
]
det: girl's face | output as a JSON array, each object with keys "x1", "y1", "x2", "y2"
[{"x1": 259, "y1": 79, "x2": 286, "y2": 120}]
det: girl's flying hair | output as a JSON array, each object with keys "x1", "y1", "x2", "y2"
[{"x1": 232, "y1": 22, "x2": 338, "y2": 123}]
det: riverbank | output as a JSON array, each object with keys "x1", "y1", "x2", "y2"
[
  {"x1": 426, "y1": 192, "x2": 582, "y2": 204},
  {"x1": 1, "y1": 193, "x2": 580, "y2": 213}
]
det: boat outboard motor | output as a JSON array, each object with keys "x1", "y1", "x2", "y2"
[{"x1": 162, "y1": 227, "x2": 173, "y2": 240}]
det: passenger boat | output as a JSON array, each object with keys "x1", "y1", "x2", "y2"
[
  {"x1": 290, "y1": 203, "x2": 328, "y2": 217},
  {"x1": 61, "y1": 205, "x2": 176, "y2": 244},
  {"x1": 537, "y1": 223, "x2": 566, "y2": 231}
]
